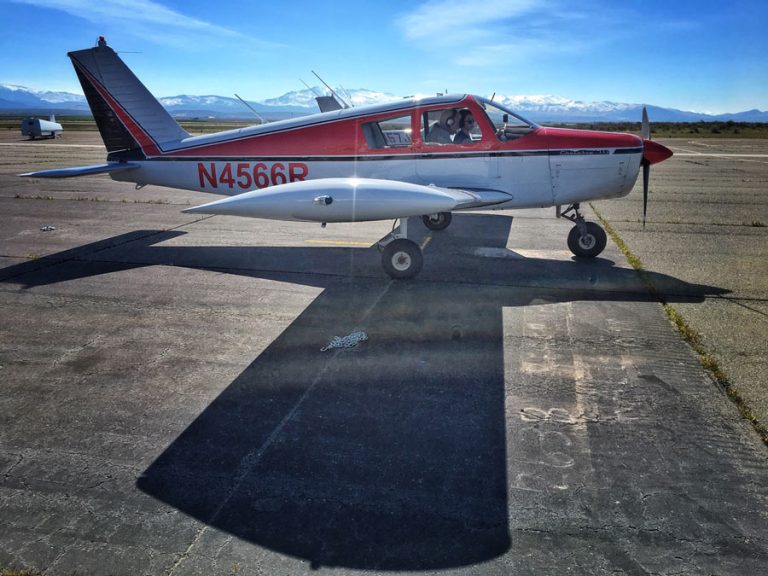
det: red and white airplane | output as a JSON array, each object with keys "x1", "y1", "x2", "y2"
[{"x1": 23, "y1": 38, "x2": 673, "y2": 279}]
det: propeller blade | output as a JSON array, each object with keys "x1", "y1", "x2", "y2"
[
  {"x1": 638, "y1": 107, "x2": 673, "y2": 228},
  {"x1": 641, "y1": 106, "x2": 650, "y2": 140},
  {"x1": 642, "y1": 159, "x2": 650, "y2": 229}
]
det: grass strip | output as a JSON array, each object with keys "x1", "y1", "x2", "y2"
[{"x1": 591, "y1": 203, "x2": 768, "y2": 445}]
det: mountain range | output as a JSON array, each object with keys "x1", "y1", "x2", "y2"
[{"x1": 2, "y1": 83, "x2": 766, "y2": 123}]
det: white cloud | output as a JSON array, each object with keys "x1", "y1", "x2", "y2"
[
  {"x1": 396, "y1": 0, "x2": 615, "y2": 66},
  {"x1": 398, "y1": 0, "x2": 540, "y2": 41},
  {"x1": 11, "y1": 0, "x2": 279, "y2": 48}
]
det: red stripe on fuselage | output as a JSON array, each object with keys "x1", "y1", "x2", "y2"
[
  {"x1": 540, "y1": 127, "x2": 643, "y2": 150},
  {"x1": 165, "y1": 119, "x2": 361, "y2": 157}
]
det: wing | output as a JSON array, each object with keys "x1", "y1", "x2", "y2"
[{"x1": 183, "y1": 177, "x2": 512, "y2": 223}]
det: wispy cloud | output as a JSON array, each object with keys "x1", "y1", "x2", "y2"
[
  {"x1": 11, "y1": 0, "x2": 279, "y2": 49},
  {"x1": 396, "y1": 0, "x2": 616, "y2": 66},
  {"x1": 399, "y1": 0, "x2": 540, "y2": 42}
]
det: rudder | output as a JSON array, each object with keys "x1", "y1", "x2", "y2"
[{"x1": 69, "y1": 37, "x2": 189, "y2": 157}]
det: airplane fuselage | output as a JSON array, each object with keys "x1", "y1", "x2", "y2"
[{"x1": 110, "y1": 95, "x2": 644, "y2": 212}]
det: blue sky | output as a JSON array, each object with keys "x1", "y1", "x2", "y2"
[{"x1": 1, "y1": 0, "x2": 766, "y2": 113}]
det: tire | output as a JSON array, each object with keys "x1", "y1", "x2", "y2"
[
  {"x1": 422, "y1": 212, "x2": 452, "y2": 231},
  {"x1": 382, "y1": 239, "x2": 423, "y2": 279},
  {"x1": 567, "y1": 222, "x2": 607, "y2": 258}
]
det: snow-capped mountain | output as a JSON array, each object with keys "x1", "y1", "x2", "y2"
[
  {"x1": 262, "y1": 88, "x2": 327, "y2": 108},
  {"x1": 0, "y1": 84, "x2": 88, "y2": 109},
  {"x1": 261, "y1": 87, "x2": 401, "y2": 109},
  {"x1": 490, "y1": 94, "x2": 713, "y2": 122},
  {"x1": 159, "y1": 95, "x2": 242, "y2": 109},
  {"x1": 495, "y1": 94, "x2": 636, "y2": 115},
  {"x1": 157, "y1": 94, "x2": 294, "y2": 117},
  {"x1": 2, "y1": 82, "x2": 766, "y2": 122}
]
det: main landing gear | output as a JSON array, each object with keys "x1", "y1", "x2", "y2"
[
  {"x1": 378, "y1": 212, "x2": 455, "y2": 279},
  {"x1": 422, "y1": 211, "x2": 452, "y2": 231},
  {"x1": 377, "y1": 212, "x2": 455, "y2": 279},
  {"x1": 378, "y1": 217, "x2": 423, "y2": 279},
  {"x1": 558, "y1": 203, "x2": 607, "y2": 258}
]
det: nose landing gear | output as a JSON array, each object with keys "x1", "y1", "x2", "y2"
[{"x1": 558, "y1": 203, "x2": 607, "y2": 258}]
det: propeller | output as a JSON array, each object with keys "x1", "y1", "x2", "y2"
[
  {"x1": 641, "y1": 107, "x2": 650, "y2": 229},
  {"x1": 639, "y1": 107, "x2": 673, "y2": 229}
]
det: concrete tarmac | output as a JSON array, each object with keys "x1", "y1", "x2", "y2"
[
  {"x1": 593, "y1": 138, "x2": 768, "y2": 429},
  {"x1": 1, "y1": 131, "x2": 767, "y2": 575}
]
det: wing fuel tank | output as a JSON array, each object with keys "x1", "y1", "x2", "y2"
[{"x1": 183, "y1": 178, "x2": 460, "y2": 222}]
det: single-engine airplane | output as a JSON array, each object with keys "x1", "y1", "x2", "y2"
[{"x1": 21, "y1": 37, "x2": 673, "y2": 279}]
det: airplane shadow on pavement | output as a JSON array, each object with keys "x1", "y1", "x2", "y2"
[{"x1": 0, "y1": 214, "x2": 730, "y2": 570}]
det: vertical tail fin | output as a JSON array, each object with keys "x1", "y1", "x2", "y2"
[{"x1": 68, "y1": 37, "x2": 189, "y2": 157}]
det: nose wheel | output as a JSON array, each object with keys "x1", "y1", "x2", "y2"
[
  {"x1": 567, "y1": 221, "x2": 607, "y2": 258},
  {"x1": 559, "y1": 204, "x2": 607, "y2": 258}
]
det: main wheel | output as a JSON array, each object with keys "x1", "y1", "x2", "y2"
[
  {"x1": 422, "y1": 212, "x2": 452, "y2": 231},
  {"x1": 567, "y1": 222, "x2": 607, "y2": 258},
  {"x1": 382, "y1": 239, "x2": 423, "y2": 279}
]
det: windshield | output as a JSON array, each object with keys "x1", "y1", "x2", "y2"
[{"x1": 476, "y1": 97, "x2": 538, "y2": 140}]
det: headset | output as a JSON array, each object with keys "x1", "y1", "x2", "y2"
[{"x1": 441, "y1": 108, "x2": 458, "y2": 127}]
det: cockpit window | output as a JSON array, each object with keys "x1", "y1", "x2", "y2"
[{"x1": 476, "y1": 98, "x2": 537, "y2": 141}]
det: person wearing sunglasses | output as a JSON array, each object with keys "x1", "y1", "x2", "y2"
[{"x1": 453, "y1": 110, "x2": 477, "y2": 144}]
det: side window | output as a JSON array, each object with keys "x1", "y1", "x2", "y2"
[{"x1": 361, "y1": 114, "x2": 412, "y2": 149}]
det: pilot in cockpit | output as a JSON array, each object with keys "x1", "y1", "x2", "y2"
[{"x1": 453, "y1": 110, "x2": 477, "y2": 145}]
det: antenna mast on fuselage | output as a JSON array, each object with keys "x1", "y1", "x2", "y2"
[
  {"x1": 234, "y1": 94, "x2": 265, "y2": 124},
  {"x1": 311, "y1": 70, "x2": 350, "y2": 109}
]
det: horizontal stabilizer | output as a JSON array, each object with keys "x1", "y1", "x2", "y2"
[{"x1": 20, "y1": 163, "x2": 139, "y2": 179}]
